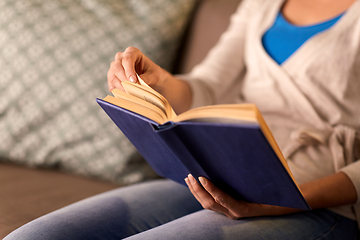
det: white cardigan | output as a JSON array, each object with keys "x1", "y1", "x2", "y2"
[{"x1": 182, "y1": 0, "x2": 360, "y2": 226}]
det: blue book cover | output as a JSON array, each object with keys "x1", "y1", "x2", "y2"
[{"x1": 96, "y1": 98, "x2": 310, "y2": 210}]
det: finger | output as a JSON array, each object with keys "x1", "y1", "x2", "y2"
[
  {"x1": 107, "y1": 61, "x2": 125, "y2": 91},
  {"x1": 185, "y1": 175, "x2": 213, "y2": 207},
  {"x1": 187, "y1": 174, "x2": 209, "y2": 203},
  {"x1": 122, "y1": 47, "x2": 142, "y2": 83},
  {"x1": 187, "y1": 175, "x2": 230, "y2": 215},
  {"x1": 112, "y1": 54, "x2": 128, "y2": 82},
  {"x1": 198, "y1": 177, "x2": 247, "y2": 219},
  {"x1": 185, "y1": 177, "x2": 203, "y2": 203},
  {"x1": 198, "y1": 177, "x2": 233, "y2": 207}
]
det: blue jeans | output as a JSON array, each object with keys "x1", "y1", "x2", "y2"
[{"x1": 5, "y1": 179, "x2": 359, "y2": 240}]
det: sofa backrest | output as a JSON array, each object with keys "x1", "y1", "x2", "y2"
[{"x1": 176, "y1": 0, "x2": 243, "y2": 74}]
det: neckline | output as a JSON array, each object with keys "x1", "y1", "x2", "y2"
[
  {"x1": 277, "y1": 11, "x2": 345, "y2": 29},
  {"x1": 257, "y1": 0, "x2": 360, "y2": 72},
  {"x1": 252, "y1": 0, "x2": 360, "y2": 129}
]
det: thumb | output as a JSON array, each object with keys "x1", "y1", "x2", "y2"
[
  {"x1": 121, "y1": 47, "x2": 141, "y2": 83},
  {"x1": 122, "y1": 62, "x2": 138, "y2": 84}
]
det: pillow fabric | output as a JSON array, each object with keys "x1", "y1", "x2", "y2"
[{"x1": 0, "y1": 0, "x2": 197, "y2": 184}]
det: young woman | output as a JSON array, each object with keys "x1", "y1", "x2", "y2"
[{"x1": 5, "y1": 0, "x2": 360, "y2": 239}]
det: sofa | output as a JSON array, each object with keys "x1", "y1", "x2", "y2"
[{"x1": 0, "y1": 0, "x2": 242, "y2": 237}]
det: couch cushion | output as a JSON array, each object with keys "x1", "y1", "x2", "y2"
[
  {"x1": 176, "y1": 0, "x2": 243, "y2": 74},
  {"x1": 0, "y1": 0, "x2": 197, "y2": 184},
  {"x1": 0, "y1": 163, "x2": 120, "y2": 238}
]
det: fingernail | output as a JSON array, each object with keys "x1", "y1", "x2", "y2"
[
  {"x1": 129, "y1": 76, "x2": 137, "y2": 83},
  {"x1": 188, "y1": 174, "x2": 196, "y2": 184},
  {"x1": 198, "y1": 177, "x2": 206, "y2": 186},
  {"x1": 184, "y1": 177, "x2": 189, "y2": 185}
]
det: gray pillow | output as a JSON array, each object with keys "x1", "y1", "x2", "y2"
[{"x1": 0, "y1": 0, "x2": 197, "y2": 184}]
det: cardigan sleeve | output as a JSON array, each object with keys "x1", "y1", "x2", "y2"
[
  {"x1": 341, "y1": 160, "x2": 360, "y2": 204},
  {"x1": 341, "y1": 137, "x2": 360, "y2": 204},
  {"x1": 179, "y1": 0, "x2": 261, "y2": 109}
]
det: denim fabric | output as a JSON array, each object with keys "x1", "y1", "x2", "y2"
[{"x1": 5, "y1": 179, "x2": 359, "y2": 240}]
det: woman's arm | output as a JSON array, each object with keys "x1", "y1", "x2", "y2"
[
  {"x1": 107, "y1": 0, "x2": 256, "y2": 112},
  {"x1": 300, "y1": 171, "x2": 357, "y2": 209},
  {"x1": 185, "y1": 171, "x2": 357, "y2": 219}
]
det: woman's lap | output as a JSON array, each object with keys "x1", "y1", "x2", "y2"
[
  {"x1": 5, "y1": 179, "x2": 359, "y2": 240},
  {"x1": 126, "y1": 208, "x2": 358, "y2": 240}
]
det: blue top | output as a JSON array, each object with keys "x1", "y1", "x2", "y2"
[{"x1": 262, "y1": 12, "x2": 344, "y2": 65}]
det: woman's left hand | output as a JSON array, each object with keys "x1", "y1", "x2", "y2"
[{"x1": 185, "y1": 174, "x2": 301, "y2": 219}]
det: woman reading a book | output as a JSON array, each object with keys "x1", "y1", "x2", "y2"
[{"x1": 5, "y1": 0, "x2": 360, "y2": 239}]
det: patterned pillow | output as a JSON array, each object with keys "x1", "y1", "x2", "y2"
[{"x1": 0, "y1": 0, "x2": 197, "y2": 184}]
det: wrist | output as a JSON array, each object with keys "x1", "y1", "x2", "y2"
[{"x1": 243, "y1": 202, "x2": 301, "y2": 218}]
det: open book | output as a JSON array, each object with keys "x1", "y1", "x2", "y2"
[{"x1": 97, "y1": 78, "x2": 310, "y2": 210}]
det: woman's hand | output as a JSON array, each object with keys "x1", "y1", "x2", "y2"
[
  {"x1": 107, "y1": 47, "x2": 166, "y2": 92},
  {"x1": 185, "y1": 174, "x2": 301, "y2": 219},
  {"x1": 107, "y1": 47, "x2": 193, "y2": 114},
  {"x1": 185, "y1": 171, "x2": 357, "y2": 219}
]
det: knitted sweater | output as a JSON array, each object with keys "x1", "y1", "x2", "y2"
[{"x1": 181, "y1": 0, "x2": 360, "y2": 227}]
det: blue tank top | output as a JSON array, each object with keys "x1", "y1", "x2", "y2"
[{"x1": 262, "y1": 12, "x2": 344, "y2": 65}]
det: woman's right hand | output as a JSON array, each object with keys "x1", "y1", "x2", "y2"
[
  {"x1": 107, "y1": 47, "x2": 166, "y2": 92},
  {"x1": 107, "y1": 47, "x2": 192, "y2": 114}
]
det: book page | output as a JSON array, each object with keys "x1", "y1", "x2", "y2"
[
  {"x1": 110, "y1": 89, "x2": 167, "y2": 124},
  {"x1": 183, "y1": 117, "x2": 259, "y2": 125},
  {"x1": 121, "y1": 82, "x2": 166, "y2": 113},
  {"x1": 121, "y1": 78, "x2": 176, "y2": 119},
  {"x1": 254, "y1": 110, "x2": 300, "y2": 190},
  {"x1": 174, "y1": 104, "x2": 258, "y2": 123}
]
